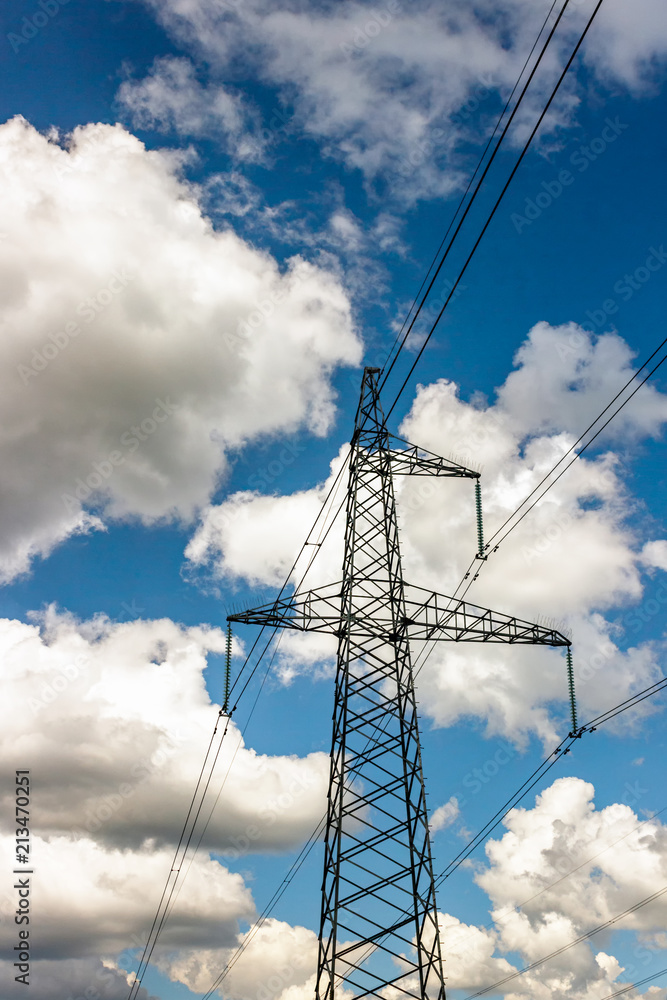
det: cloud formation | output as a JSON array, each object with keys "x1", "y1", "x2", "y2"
[
  {"x1": 0, "y1": 116, "x2": 360, "y2": 582},
  {"x1": 466, "y1": 776, "x2": 667, "y2": 998},
  {"x1": 0, "y1": 607, "x2": 332, "y2": 996},
  {"x1": 118, "y1": 56, "x2": 266, "y2": 161},
  {"x1": 0, "y1": 610, "x2": 328, "y2": 852},
  {"x1": 134, "y1": 0, "x2": 667, "y2": 201}
]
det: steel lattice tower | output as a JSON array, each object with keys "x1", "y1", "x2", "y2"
[{"x1": 229, "y1": 367, "x2": 570, "y2": 1000}]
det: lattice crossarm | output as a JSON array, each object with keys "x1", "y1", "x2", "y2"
[
  {"x1": 401, "y1": 585, "x2": 571, "y2": 646},
  {"x1": 227, "y1": 583, "x2": 345, "y2": 634},
  {"x1": 386, "y1": 432, "x2": 479, "y2": 479},
  {"x1": 387, "y1": 447, "x2": 480, "y2": 479}
]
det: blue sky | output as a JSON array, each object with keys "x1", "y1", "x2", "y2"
[{"x1": 1, "y1": 1, "x2": 667, "y2": 999}]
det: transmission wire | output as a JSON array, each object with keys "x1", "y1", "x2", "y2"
[
  {"x1": 190, "y1": 339, "x2": 666, "y2": 997},
  {"x1": 597, "y1": 967, "x2": 667, "y2": 1000},
  {"x1": 443, "y1": 801, "x2": 667, "y2": 961},
  {"x1": 484, "y1": 335, "x2": 667, "y2": 552},
  {"x1": 199, "y1": 817, "x2": 327, "y2": 1000},
  {"x1": 127, "y1": 710, "x2": 232, "y2": 998},
  {"x1": 161, "y1": 635, "x2": 284, "y2": 931},
  {"x1": 409, "y1": 344, "x2": 667, "y2": 693},
  {"x1": 380, "y1": 0, "x2": 561, "y2": 383},
  {"x1": 383, "y1": 0, "x2": 606, "y2": 423},
  {"x1": 132, "y1": 3, "x2": 639, "y2": 985},
  {"x1": 335, "y1": 676, "x2": 667, "y2": 987},
  {"x1": 126, "y1": 452, "x2": 350, "y2": 997},
  {"x1": 180, "y1": 6, "x2": 609, "y2": 983}
]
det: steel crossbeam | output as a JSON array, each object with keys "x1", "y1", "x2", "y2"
[{"x1": 228, "y1": 583, "x2": 570, "y2": 646}]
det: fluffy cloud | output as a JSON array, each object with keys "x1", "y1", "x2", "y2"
[
  {"x1": 136, "y1": 0, "x2": 667, "y2": 200},
  {"x1": 0, "y1": 610, "x2": 328, "y2": 851},
  {"x1": 437, "y1": 912, "x2": 516, "y2": 991},
  {"x1": 641, "y1": 540, "x2": 667, "y2": 572},
  {"x1": 186, "y1": 443, "x2": 348, "y2": 588},
  {"x1": 0, "y1": 833, "x2": 321, "y2": 999},
  {"x1": 0, "y1": 116, "x2": 360, "y2": 582},
  {"x1": 0, "y1": 958, "x2": 157, "y2": 1000},
  {"x1": 0, "y1": 834, "x2": 253, "y2": 960},
  {"x1": 158, "y1": 918, "x2": 318, "y2": 997},
  {"x1": 324, "y1": 778, "x2": 667, "y2": 996},
  {"x1": 0, "y1": 607, "x2": 334, "y2": 995},
  {"x1": 186, "y1": 324, "x2": 667, "y2": 744},
  {"x1": 466, "y1": 776, "x2": 667, "y2": 998},
  {"x1": 497, "y1": 323, "x2": 667, "y2": 442}
]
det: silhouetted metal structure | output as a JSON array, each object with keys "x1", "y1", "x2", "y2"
[{"x1": 229, "y1": 367, "x2": 570, "y2": 1000}]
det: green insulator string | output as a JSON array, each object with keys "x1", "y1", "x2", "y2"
[
  {"x1": 474, "y1": 480, "x2": 486, "y2": 558},
  {"x1": 566, "y1": 646, "x2": 577, "y2": 733},
  {"x1": 223, "y1": 622, "x2": 232, "y2": 714}
]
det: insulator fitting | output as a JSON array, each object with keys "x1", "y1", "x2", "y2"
[
  {"x1": 474, "y1": 480, "x2": 486, "y2": 560},
  {"x1": 223, "y1": 622, "x2": 233, "y2": 713},
  {"x1": 566, "y1": 646, "x2": 577, "y2": 734}
]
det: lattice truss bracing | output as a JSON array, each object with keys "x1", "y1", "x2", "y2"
[{"x1": 229, "y1": 368, "x2": 570, "y2": 1000}]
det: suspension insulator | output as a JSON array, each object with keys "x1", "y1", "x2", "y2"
[
  {"x1": 223, "y1": 622, "x2": 232, "y2": 713},
  {"x1": 474, "y1": 480, "x2": 486, "y2": 558},
  {"x1": 566, "y1": 646, "x2": 577, "y2": 734}
]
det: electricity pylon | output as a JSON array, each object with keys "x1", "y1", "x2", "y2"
[{"x1": 229, "y1": 367, "x2": 570, "y2": 1000}]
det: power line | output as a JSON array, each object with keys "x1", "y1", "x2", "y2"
[
  {"x1": 227, "y1": 448, "x2": 350, "y2": 706},
  {"x1": 160, "y1": 635, "x2": 284, "y2": 933},
  {"x1": 383, "y1": 0, "x2": 606, "y2": 423},
  {"x1": 597, "y1": 967, "x2": 667, "y2": 1000},
  {"x1": 182, "y1": 336, "x2": 666, "y2": 998},
  {"x1": 435, "y1": 736, "x2": 574, "y2": 887},
  {"x1": 379, "y1": 0, "x2": 562, "y2": 384},
  {"x1": 127, "y1": 711, "x2": 232, "y2": 999},
  {"x1": 434, "y1": 675, "x2": 667, "y2": 886},
  {"x1": 409, "y1": 343, "x2": 667, "y2": 690},
  {"x1": 199, "y1": 816, "x2": 327, "y2": 1000},
  {"x1": 581, "y1": 675, "x2": 667, "y2": 730},
  {"x1": 484, "y1": 334, "x2": 667, "y2": 552},
  {"x1": 336, "y1": 672, "x2": 667, "y2": 990},
  {"x1": 486, "y1": 351, "x2": 667, "y2": 555},
  {"x1": 126, "y1": 452, "x2": 350, "y2": 997},
  {"x1": 441, "y1": 801, "x2": 667, "y2": 962}
]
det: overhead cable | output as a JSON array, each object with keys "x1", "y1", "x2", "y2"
[
  {"x1": 383, "y1": 0, "x2": 606, "y2": 423},
  {"x1": 379, "y1": 0, "x2": 562, "y2": 384}
]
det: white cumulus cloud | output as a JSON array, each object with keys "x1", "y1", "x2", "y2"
[
  {"x1": 0, "y1": 610, "x2": 329, "y2": 852},
  {"x1": 0, "y1": 116, "x2": 361, "y2": 582}
]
